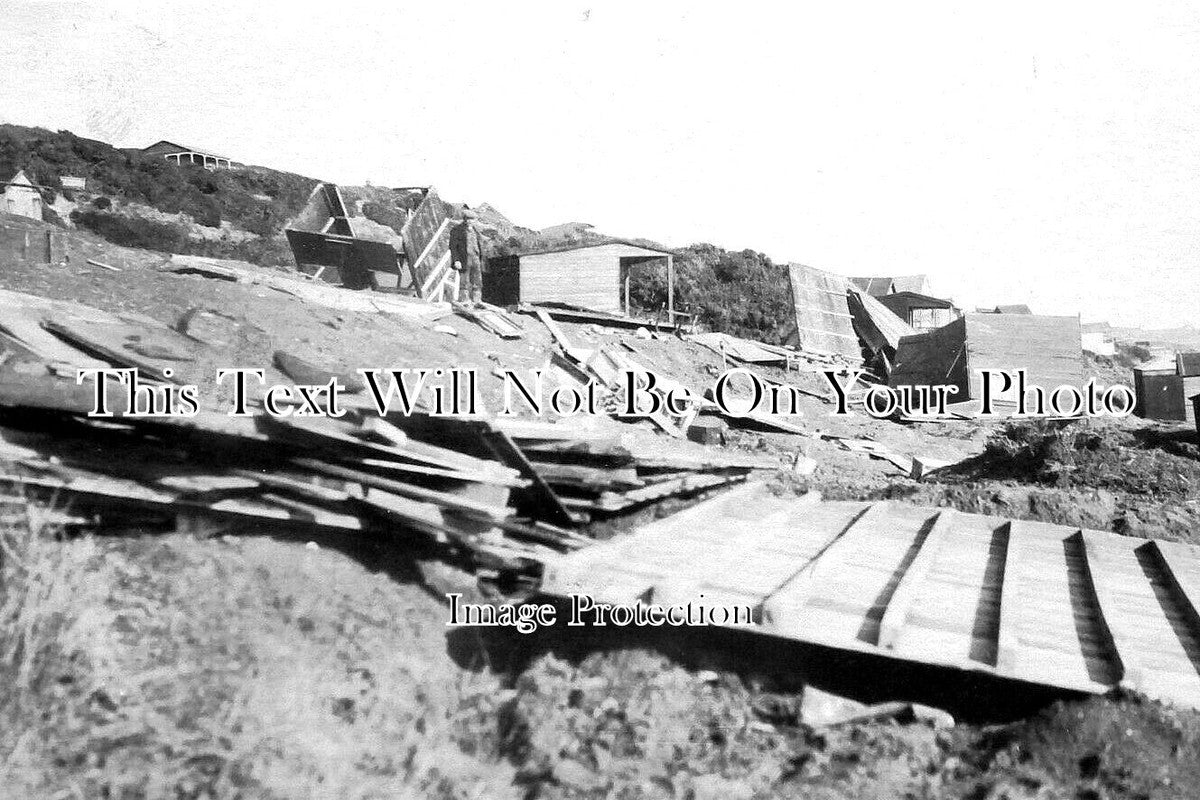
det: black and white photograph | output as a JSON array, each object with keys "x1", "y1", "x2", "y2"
[{"x1": 2, "y1": 2, "x2": 1200, "y2": 797}]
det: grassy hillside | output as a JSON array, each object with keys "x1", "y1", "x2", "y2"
[
  {"x1": 0, "y1": 124, "x2": 317, "y2": 265},
  {"x1": 1, "y1": 124, "x2": 794, "y2": 340}
]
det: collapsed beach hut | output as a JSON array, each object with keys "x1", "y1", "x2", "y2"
[
  {"x1": 878, "y1": 291, "x2": 961, "y2": 333},
  {"x1": 889, "y1": 313, "x2": 1085, "y2": 403},
  {"x1": 848, "y1": 274, "x2": 934, "y2": 297},
  {"x1": 846, "y1": 287, "x2": 915, "y2": 373},
  {"x1": 285, "y1": 184, "x2": 458, "y2": 300}
]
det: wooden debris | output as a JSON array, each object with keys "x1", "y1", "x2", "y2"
[
  {"x1": 0, "y1": 286, "x2": 797, "y2": 593},
  {"x1": 86, "y1": 258, "x2": 121, "y2": 272},
  {"x1": 909, "y1": 455, "x2": 953, "y2": 480},
  {"x1": 273, "y1": 349, "x2": 366, "y2": 392},
  {"x1": 686, "y1": 416, "x2": 726, "y2": 445},
  {"x1": 477, "y1": 426, "x2": 579, "y2": 527},
  {"x1": 520, "y1": 302, "x2": 676, "y2": 332},
  {"x1": 542, "y1": 485, "x2": 1200, "y2": 712},
  {"x1": 826, "y1": 435, "x2": 914, "y2": 473},
  {"x1": 42, "y1": 315, "x2": 200, "y2": 383},
  {"x1": 161, "y1": 255, "x2": 452, "y2": 320},
  {"x1": 453, "y1": 302, "x2": 525, "y2": 339}
]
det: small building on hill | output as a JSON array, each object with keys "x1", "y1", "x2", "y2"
[
  {"x1": 3, "y1": 170, "x2": 43, "y2": 220},
  {"x1": 142, "y1": 140, "x2": 238, "y2": 169},
  {"x1": 878, "y1": 291, "x2": 961, "y2": 332},
  {"x1": 483, "y1": 240, "x2": 675, "y2": 316}
]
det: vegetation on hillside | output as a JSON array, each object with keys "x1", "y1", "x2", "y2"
[
  {"x1": 1, "y1": 124, "x2": 796, "y2": 338},
  {"x1": 628, "y1": 244, "x2": 794, "y2": 342},
  {"x1": 0, "y1": 124, "x2": 316, "y2": 265}
]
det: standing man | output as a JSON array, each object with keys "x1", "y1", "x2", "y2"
[{"x1": 449, "y1": 207, "x2": 486, "y2": 304}]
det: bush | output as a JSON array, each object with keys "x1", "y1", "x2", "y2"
[
  {"x1": 70, "y1": 209, "x2": 187, "y2": 252},
  {"x1": 628, "y1": 242, "x2": 794, "y2": 343}
]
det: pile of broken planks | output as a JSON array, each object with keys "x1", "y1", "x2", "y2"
[
  {"x1": 452, "y1": 301, "x2": 526, "y2": 339},
  {"x1": 0, "y1": 386, "x2": 589, "y2": 585},
  {"x1": 530, "y1": 310, "x2": 816, "y2": 438},
  {"x1": 0, "y1": 286, "x2": 779, "y2": 587},
  {"x1": 490, "y1": 417, "x2": 778, "y2": 517}
]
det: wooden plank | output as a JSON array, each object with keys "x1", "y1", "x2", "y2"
[
  {"x1": 412, "y1": 217, "x2": 450, "y2": 277},
  {"x1": 1153, "y1": 540, "x2": 1200, "y2": 633},
  {"x1": 532, "y1": 462, "x2": 642, "y2": 491},
  {"x1": 760, "y1": 501, "x2": 892, "y2": 626},
  {"x1": 1078, "y1": 533, "x2": 1136, "y2": 688},
  {"x1": 0, "y1": 315, "x2": 109, "y2": 370},
  {"x1": 583, "y1": 473, "x2": 747, "y2": 512},
  {"x1": 994, "y1": 521, "x2": 1032, "y2": 672},
  {"x1": 453, "y1": 302, "x2": 525, "y2": 339},
  {"x1": 479, "y1": 427, "x2": 578, "y2": 527},
  {"x1": 296, "y1": 458, "x2": 513, "y2": 523},
  {"x1": 42, "y1": 317, "x2": 186, "y2": 383},
  {"x1": 535, "y1": 309, "x2": 574, "y2": 350},
  {"x1": 877, "y1": 509, "x2": 956, "y2": 648},
  {"x1": 420, "y1": 250, "x2": 454, "y2": 298}
]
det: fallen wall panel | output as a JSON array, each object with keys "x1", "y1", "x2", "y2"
[
  {"x1": 541, "y1": 484, "x2": 1200, "y2": 710},
  {"x1": 783, "y1": 263, "x2": 862, "y2": 362}
]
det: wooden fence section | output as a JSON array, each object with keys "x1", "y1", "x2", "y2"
[
  {"x1": 401, "y1": 188, "x2": 453, "y2": 298},
  {"x1": 540, "y1": 484, "x2": 1200, "y2": 710}
]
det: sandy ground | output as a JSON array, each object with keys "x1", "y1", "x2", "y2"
[{"x1": 1, "y1": 217, "x2": 1199, "y2": 798}]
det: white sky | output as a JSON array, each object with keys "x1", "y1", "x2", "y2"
[{"x1": 2, "y1": 1, "x2": 1198, "y2": 327}]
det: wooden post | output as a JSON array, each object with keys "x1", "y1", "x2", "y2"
[
  {"x1": 666, "y1": 254, "x2": 675, "y2": 322},
  {"x1": 624, "y1": 274, "x2": 630, "y2": 314}
]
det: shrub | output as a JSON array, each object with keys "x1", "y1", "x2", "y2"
[
  {"x1": 628, "y1": 243, "x2": 794, "y2": 343},
  {"x1": 70, "y1": 209, "x2": 187, "y2": 252}
]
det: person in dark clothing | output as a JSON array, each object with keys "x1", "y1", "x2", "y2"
[{"x1": 449, "y1": 207, "x2": 486, "y2": 303}]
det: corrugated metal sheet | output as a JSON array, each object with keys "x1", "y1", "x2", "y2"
[
  {"x1": 783, "y1": 264, "x2": 862, "y2": 362},
  {"x1": 542, "y1": 483, "x2": 1200, "y2": 711}
]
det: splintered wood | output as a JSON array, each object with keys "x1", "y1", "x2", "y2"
[{"x1": 541, "y1": 483, "x2": 1200, "y2": 711}]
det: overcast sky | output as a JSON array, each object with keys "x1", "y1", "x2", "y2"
[{"x1": 2, "y1": 1, "x2": 1198, "y2": 327}]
